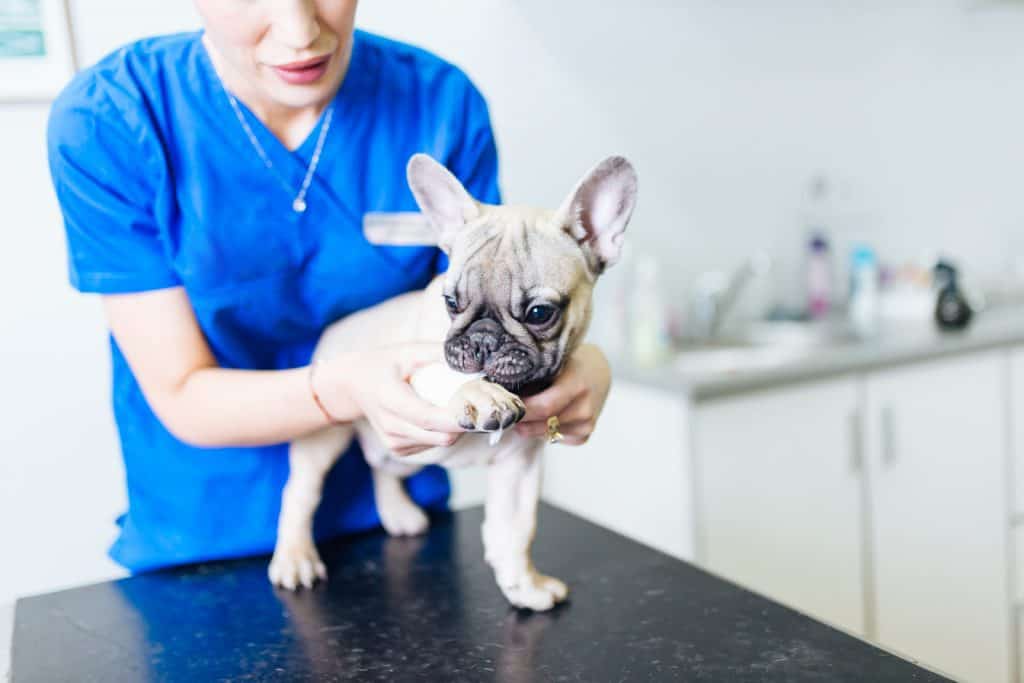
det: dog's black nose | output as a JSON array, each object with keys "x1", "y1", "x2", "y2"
[{"x1": 467, "y1": 318, "x2": 502, "y2": 364}]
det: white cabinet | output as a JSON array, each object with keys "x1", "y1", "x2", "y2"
[
  {"x1": 694, "y1": 378, "x2": 867, "y2": 634},
  {"x1": 693, "y1": 352, "x2": 1013, "y2": 683},
  {"x1": 557, "y1": 350, "x2": 1016, "y2": 681},
  {"x1": 1011, "y1": 349, "x2": 1024, "y2": 517},
  {"x1": 865, "y1": 352, "x2": 1011, "y2": 683}
]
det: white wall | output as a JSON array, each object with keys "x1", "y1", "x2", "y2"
[
  {"x1": 4, "y1": 0, "x2": 1024, "y2": 604},
  {"x1": 0, "y1": 2, "x2": 202, "y2": 606},
  {"x1": 362, "y1": 0, "x2": 1024, "y2": 300}
]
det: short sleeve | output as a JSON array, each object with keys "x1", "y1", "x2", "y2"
[
  {"x1": 47, "y1": 85, "x2": 180, "y2": 294},
  {"x1": 435, "y1": 77, "x2": 501, "y2": 275}
]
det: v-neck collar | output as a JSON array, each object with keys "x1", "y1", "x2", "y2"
[{"x1": 197, "y1": 29, "x2": 371, "y2": 173}]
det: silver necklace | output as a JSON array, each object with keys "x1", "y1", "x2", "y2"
[{"x1": 225, "y1": 93, "x2": 335, "y2": 213}]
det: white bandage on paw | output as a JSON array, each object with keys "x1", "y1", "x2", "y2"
[{"x1": 409, "y1": 361, "x2": 484, "y2": 407}]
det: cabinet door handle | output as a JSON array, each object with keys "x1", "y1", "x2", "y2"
[
  {"x1": 881, "y1": 405, "x2": 896, "y2": 466},
  {"x1": 849, "y1": 409, "x2": 863, "y2": 473}
]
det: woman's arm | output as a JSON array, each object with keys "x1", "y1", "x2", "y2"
[{"x1": 103, "y1": 287, "x2": 463, "y2": 451}]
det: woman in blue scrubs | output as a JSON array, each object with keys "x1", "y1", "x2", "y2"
[{"x1": 47, "y1": 1, "x2": 613, "y2": 574}]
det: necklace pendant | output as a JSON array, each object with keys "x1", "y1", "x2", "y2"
[{"x1": 292, "y1": 197, "x2": 307, "y2": 213}]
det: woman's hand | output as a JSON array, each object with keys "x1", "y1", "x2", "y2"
[
  {"x1": 513, "y1": 344, "x2": 612, "y2": 446},
  {"x1": 314, "y1": 343, "x2": 466, "y2": 456}
]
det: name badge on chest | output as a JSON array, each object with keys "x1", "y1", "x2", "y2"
[{"x1": 363, "y1": 212, "x2": 437, "y2": 246}]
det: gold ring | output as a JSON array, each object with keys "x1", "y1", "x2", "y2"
[{"x1": 546, "y1": 416, "x2": 564, "y2": 444}]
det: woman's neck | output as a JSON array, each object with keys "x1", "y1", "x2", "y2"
[{"x1": 202, "y1": 35, "x2": 349, "y2": 151}]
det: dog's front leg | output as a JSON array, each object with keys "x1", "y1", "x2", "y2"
[
  {"x1": 483, "y1": 441, "x2": 568, "y2": 611},
  {"x1": 269, "y1": 424, "x2": 353, "y2": 590}
]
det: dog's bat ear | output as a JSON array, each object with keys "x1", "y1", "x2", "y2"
[
  {"x1": 407, "y1": 153, "x2": 481, "y2": 253},
  {"x1": 556, "y1": 156, "x2": 638, "y2": 273}
]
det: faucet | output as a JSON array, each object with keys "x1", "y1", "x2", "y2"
[{"x1": 688, "y1": 254, "x2": 772, "y2": 341}]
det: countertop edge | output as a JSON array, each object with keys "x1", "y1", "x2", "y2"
[{"x1": 612, "y1": 316, "x2": 1024, "y2": 402}]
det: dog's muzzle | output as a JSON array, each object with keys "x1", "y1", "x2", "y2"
[{"x1": 445, "y1": 319, "x2": 549, "y2": 391}]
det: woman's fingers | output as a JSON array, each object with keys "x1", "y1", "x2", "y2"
[
  {"x1": 389, "y1": 434, "x2": 454, "y2": 455},
  {"x1": 378, "y1": 408, "x2": 462, "y2": 447},
  {"x1": 514, "y1": 353, "x2": 602, "y2": 447},
  {"x1": 520, "y1": 392, "x2": 574, "y2": 424},
  {"x1": 369, "y1": 411, "x2": 460, "y2": 452},
  {"x1": 515, "y1": 417, "x2": 592, "y2": 440},
  {"x1": 547, "y1": 392, "x2": 591, "y2": 424},
  {"x1": 516, "y1": 392, "x2": 590, "y2": 434},
  {"x1": 385, "y1": 379, "x2": 464, "y2": 433},
  {"x1": 371, "y1": 374, "x2": 466, "y2": 453},
  {"x1": 394, "y1": 422, "x2": 460, "y2": 448},
  {"x1": 520, "y1": 374, "x2": 586, "y2": 424}
]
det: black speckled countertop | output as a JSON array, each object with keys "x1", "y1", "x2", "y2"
[{"x1": 11, "y1": 504, "x2": 949, "y2": 682}]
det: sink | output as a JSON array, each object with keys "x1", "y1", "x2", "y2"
[
  {"x1": 672, "y1": 319, "x2": 860, "y2": 376},
  {"x1": 731, "y1": 319, "x2": 862, "y2": 348},
  {"x1": 673, "y1": 344, "x2": 808, "y2": 375}
]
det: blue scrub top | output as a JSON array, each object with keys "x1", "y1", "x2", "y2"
[{"x1": 46, "y1": 30, "x2": 501, "y2": 572}]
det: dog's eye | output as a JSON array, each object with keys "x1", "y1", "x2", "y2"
[
  {"x1": 444, "y1": 295, "x2": 459, "y2": 313},
  {"x1": 525, "y1": 304, "x2": 557, "y2": 325}
]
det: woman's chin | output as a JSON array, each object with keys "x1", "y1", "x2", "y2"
[{"x1": 263, "y1": 79, "x2": 339, "y2": 110}]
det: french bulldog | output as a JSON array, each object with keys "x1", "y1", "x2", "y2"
[{"x1": 268, "y1": 153, "x2": 638, "y2": 611}]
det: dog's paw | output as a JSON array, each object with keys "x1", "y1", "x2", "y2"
[
  {"x1": 268, "y1": 540, "x2": 327, "y2": 591},
  {"x1": 501, "y1": 571, "x2": 569, "y2": 612},
  {"x1": 379, "y1": 496, "x2": 430, "y2": 537},
  {"x1": 449, "y1": 379, "x2": 526, "y2": 432}
]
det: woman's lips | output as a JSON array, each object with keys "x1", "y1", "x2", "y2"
[{"x1": 271, "y1": 55, "x2": 331, "y2": 85}]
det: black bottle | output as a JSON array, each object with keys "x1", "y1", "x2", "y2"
[{"x1": 933, "y1": 261, "x2": 973, "y2": 330}]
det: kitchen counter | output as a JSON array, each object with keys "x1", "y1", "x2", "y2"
[
  {"x1": 9, "y1": 504, "x2": 947, "y2": 682},
  {"x1": 617, "y1": 305, "x2": 1024, "y2": 401}
]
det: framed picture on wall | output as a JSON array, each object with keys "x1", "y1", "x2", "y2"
[{"x1": 0, "y1": 0, "x2": 76, "y2": 101}]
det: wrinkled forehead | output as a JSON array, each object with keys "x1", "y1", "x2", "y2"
[{"x1": 445, "y1": 206, "x2": 589, "y2": 306}]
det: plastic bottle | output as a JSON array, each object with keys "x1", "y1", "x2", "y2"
[
  {"x1": 848, "y1": 245, "x2": 879, "y2": 337},
  {"x1": 806, "y1": 233, "x2": 832, "y2": 319},
  {"x1": 795, "y1": 173, "x2": 835, "y2": 320},
  {"x1": 599, "y1": 247, "x2": 631, "y2": 360},
  {"x1": 629, "y1": 254, "x2": 670, "y2": 368}
]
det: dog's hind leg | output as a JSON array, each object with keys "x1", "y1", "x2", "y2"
[
  {"x1": 269, "y1": 424, "x2": 353, "y2": 590},
  {"x1": 372, "y1": 469, "x2": 430, "y2": 537},
  {"x1": 357, "y1": 424, "x2": 430, "y2": 537}
]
